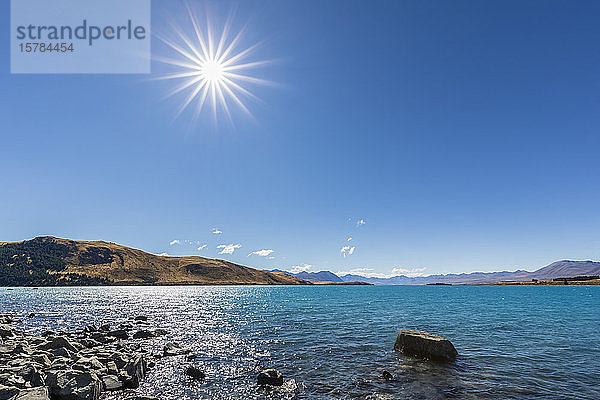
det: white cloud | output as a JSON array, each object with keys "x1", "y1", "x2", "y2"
[
  {"x1": 268, "y1": 256, "x2": 275, "y2": 260},
  {"x1": 169, "y1": 240, "x2": 180, "y2": 246},
  {"x1": 248, "y1": 249, "x2": 275, "y2": 257},
  {"x1": 340, "y1": 246, "x2": 356, "y2": 258},
  {"x1": 217, "y1": 244, "x2": 241, "y2": 254},
  {"x1": 335, "y1": 267, "x2": 427, "y2": 278},
  {"x1": 290, "y1": 264, "x2": 312, "y2": 274},
  {"x1": 158, "y1": 253, "x2": 169, "y2": 256},
  {"x1": 212, "y1": 228, "x2": 223, "y2": 234},
  {"x1": 357, "y1": 219, "x2": 366, "y2": 227},
  {"x1": 347, "y1": 237, "x2": 353, "y2": 242},
  {"x1": 197, "y1": 244, "x2": 207, "y2": 251}
]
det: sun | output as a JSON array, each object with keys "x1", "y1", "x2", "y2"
[{"x1": 153, "y1": 4, "x2": 273, "y2": 124}]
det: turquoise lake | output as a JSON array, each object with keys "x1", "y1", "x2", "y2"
[{"x1": 1, "y1": 285, "x2": 598, "y2": 399}]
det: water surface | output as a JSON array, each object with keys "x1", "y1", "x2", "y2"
[{"x1": 1, "y1": 285, "x2": 598, "y2": 399}]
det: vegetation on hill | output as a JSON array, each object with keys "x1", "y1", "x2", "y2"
[{"x1": 0, "y1": 237, "x2": 307, "y2": 286}]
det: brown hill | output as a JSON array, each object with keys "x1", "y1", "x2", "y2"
[{"x1": 0, "y1": 236, "x2": 307, "y2": 286}]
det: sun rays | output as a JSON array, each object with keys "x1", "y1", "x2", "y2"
[{"x1": 153, "y1": 4, "x2": 273, "y2": 124}]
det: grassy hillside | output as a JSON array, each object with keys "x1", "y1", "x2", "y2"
[{"x1": 0, "y1": 237, "x2": 307, "y2": 286}]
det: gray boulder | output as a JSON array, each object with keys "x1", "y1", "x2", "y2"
[
  {"x1": 163, "y1": 343, "x2": 190, "y2": 357},
  {"x1": 47, "y1": 370, "x2": 102, "y2": 400},
  {"x1": 38, "y1": 337, "x2": 77, "y2": 353},
  {"x1": 122, "y1": 354, "x2": 147, "y2": 389},
  {"x1": 393, "y1": 329, "x2": 458, "y2": 361},
  {"x1": 102, "y1": 375, "x2": 123, "y2": 391},
  {"x1": 13, "y1": 387, "x2": 50, "y2": 400},
  {"x1": 0, "y1": 326, "x2": 14, "y2": 339},
  {"x1": 257, "y1": 369, "x2": 283, "y2": 386}
]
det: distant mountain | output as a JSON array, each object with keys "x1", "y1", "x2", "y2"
[
  {"x1": 268, "y1": 269, "x2": 343, "y2": 283},
  {"x1": 0, "y1": 237, "x2": 307, "y2": 286},
  {"x1": 294, "y1": 271, "x2": 344, "y2": 282},
  {"x1": 276, "y1": 260, "x2": 600, "y2": 285},
  {"x1": 527, "y1": 260, "x2": 600, "y2": 281}
]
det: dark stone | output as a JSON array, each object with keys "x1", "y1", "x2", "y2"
[
  {"x1": 185, "y1": 353, "x2": 197, "y2": 361},
  {"x1": 99, "y1": 324, "x2": 110, "y2": 332},
  {"x1": 257, "y1": 369, "x2": 284, "y2": 386},
  {"x1": 393, "y1": 329, "x2": 458, "y2": 362},
  {"x1": 185, "y1": 365, "x2": 205, "y2": 381},
  {"x1": 39, "y1": 337, "x2": 77, "y2": 353},
  {"x1": 107, "y1": 329, "x2": 128, "y2": 339},
  {"x1": 134, "y1": 316, "x2": 148, "y2": 322},
  {"x1": 382, "y1": 370, "x2": 393, "y2": 380},
  {"x1": 132, "y1": 330, "x2": 155, "y2": 339},
  {"x1": 122, "y1": 354, "x2": 147, "y2": 389},
  {"x1": 0, "y1": 326, "x2": 14, "y2": 338},
  {"x1": 27, "y1": 313, "x2": 36, "y2": 319},
  {"x1": 0, "y1": 385, "x2": 19, "y2": 400},
  {"x1": 153, "y1": 329, "x2": 168, "y2": 336}
]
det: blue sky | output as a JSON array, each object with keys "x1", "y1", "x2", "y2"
[{"x1": 1, "y1": 0, "x2": 599, "y2": 276}]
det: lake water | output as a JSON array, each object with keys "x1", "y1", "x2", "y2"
[{"x1": 1, "y1": 285, "x2": 598, "y2": 399}]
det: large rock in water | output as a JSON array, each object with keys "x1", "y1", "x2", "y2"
[
  {"x1": 393, "y1": 329, "x2": 458, "y2": 361},
  {"x1": 257, "y1": 369, "x2": 283, "y2": 386}
]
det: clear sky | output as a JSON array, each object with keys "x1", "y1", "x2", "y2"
[{"x1": 1, "y1": 0, "x2": 599, "y2": 277}]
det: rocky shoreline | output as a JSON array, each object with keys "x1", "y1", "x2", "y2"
[{"x1": 0, "y1": 314, "x2": 296, "y2": 400}]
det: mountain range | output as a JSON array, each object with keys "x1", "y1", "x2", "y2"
[
  {"x1": 273, "y1": 260, "x2": 600, "y2": 285},
  {"x1": 2, "y1": 236, "x2": 598, "y2": 287}
]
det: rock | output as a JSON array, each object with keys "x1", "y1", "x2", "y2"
[
  {"x1": 122, "y1": 354, "x2": 147, "y2": 389},
  {"x1": 16, "y1": 364, "x2": 45, "y2": 387},
  {"x1": 107, "y1": 329, "x2": 128, "y2": 339},
  {"x1": 184, "y1": 365, "x2": 205, "y2": 381},
  {"x1": 0, "y1": 384, "x2": 19, "y2": 400},
  {"x1": 105, "y1": 361, "x2": 119, "y2": 376},
  {"x1": 0, "y1": 315, "x2": 19, "y2": 325},
  {"x1": 381, "y1": 370, "x2": 393, "y2": 380},
  {"x1": 89, "y1": 332, "x2": 110, "y2": 344},
  {"x1": 38, "y1": 337, "x2": 77, "y2": 353},
  {"x1": 27, "y1": 314, "x2": 35, "y2": 319},
  {"x1": 393, "y1": 329, "x2": 458, "y2": 362},
  {"x1": 185, "y1": 353, "x2": 197, "y2": 361},
  {"x1": 163, "y1": 343, "x2": 190, "y2": 357},
  {"x1": 153, "y1": 329, "x2": 168, "y2": 337},
  {"x1": 47, "y1": 370, "x2": 102, "y2": 400},
  {"x1": 79, "y1": 339, "x2": 101, "y2": 349},
  {"x1": 134, "y1": 316, "x2": 148, "y2": 322},
  {"x1": 257, "y1": 369, "x2": 284, "y2": 386},
  {"x1": 102, "y1": 375, "x2": 123, "y2": 391},
  {"x1": 126, "y1": 397, "x2": 157, "y2": 400},
  {"x1": 0, "y1": 326, "x2": 14, "y2": 338},
  {"x1": 274, "y1": 379, "x2": 301, "y2": 395},
  {"x1": 83, "y1": 325, "x2": 97, "y2": 334},
  {"x1": 132, "y1": 330, "x2": 154, "y2": 339},
  {"x1": 99, "y1": 324, "x2": 110, "y2": 332},
  {"x1": 50, "y1": 347, "x2": 73, "y2": 359},
  {"x1": 13, "y1": 387, "x2": 50, "y2": 400}
]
